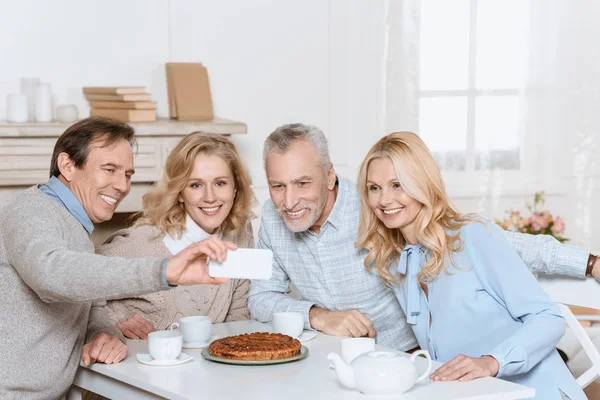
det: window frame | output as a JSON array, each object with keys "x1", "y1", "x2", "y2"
[{"x1": 418, "y1": 0, "x2": 536, "y2": 197}]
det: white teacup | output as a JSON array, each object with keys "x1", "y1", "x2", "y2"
[
  {"x1": 272, "y1": 312, "x2": 304, "y2": 338},
  {"x1": 148, "y1": 330, "x2": 182, "y2": 361},
  {"x1": 341, "y1": 337, "x2": 375, "y2": 364},
  {"x1": 169, "y1": 315, "x2": 212, "y2": 344}
]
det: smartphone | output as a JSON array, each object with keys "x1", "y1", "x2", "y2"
[{"x1": 208, "y1": 248, "x2": 273, "y2": 280}]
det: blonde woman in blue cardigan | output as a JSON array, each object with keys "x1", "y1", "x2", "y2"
[{"x1": 355, "y1": 132, "x2": 584, "y2": 400}]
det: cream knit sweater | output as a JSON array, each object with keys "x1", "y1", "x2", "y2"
[{"x1": 96, "y1": 222, "x2": 254, "y2": 331}]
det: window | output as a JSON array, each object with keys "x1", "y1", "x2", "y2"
[{"x1": 418, "y1": 0, "x2": 528, "y2": 176}]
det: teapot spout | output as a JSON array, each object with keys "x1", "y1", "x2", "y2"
[{"x1": 327, "y1": 352, "x2": 356, "y2": 390}]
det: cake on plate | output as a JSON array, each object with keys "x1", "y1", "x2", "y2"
[{"x1": 208, "y1": 332, "x2": 301, "y2": 360}]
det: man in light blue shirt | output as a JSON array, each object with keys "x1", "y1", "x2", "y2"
[{"x1": 248, "y1": 123, "x2": 598, "y2": 350}]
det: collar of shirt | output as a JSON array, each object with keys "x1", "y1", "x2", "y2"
[
  {"x1": 315, "y1": 176, "x2": 348, "y2": 232},
  {"x1": 39, "y1": 176, "x2": 95, "y2": 234},
  {"x1": 162, "y1": 214, "x2": 217, "y2": 255}
]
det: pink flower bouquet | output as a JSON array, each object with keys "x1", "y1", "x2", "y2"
[{"x1": 496, "y1": 192, "x2": 568, "y2": 243}]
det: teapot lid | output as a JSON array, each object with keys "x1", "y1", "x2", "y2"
[{"x1": 364, "y1": 351, "x2": 402, "y2": 361}]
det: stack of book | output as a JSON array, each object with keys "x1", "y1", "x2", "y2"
[{"x1": 83, "y1": 87, "x2": 157, "y2": 122}]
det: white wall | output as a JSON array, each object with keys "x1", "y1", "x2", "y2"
[
  {"x1": 1, "y1": 0, "x2": 597, "y2": 250},
  {"x1": 167, "y1": 0, "x2": 330, "y2": 219},
  {"x1": 0, "y1": 0, "x2": 171, "y2": 119},
  {"x1": 0, "y1": 0, "x2": 386, "y2": 228}
]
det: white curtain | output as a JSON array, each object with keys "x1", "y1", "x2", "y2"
[
  {"x1": 380, "y1": 0, "x2": 600, "y2": 248},
  {"x1": 523, "y1": 0, "x2": 599, "y2": 247},
  {"x1": 379, "y1": 0, "x2": 421, "y2": 135}
]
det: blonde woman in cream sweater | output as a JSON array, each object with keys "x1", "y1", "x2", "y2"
[{"x1": 94, "y1": 132, "x2": 256, "y2": 339}]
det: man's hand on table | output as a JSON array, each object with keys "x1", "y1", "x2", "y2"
[
  {"x1": 117, "y1": 314, "x2": 155, "y2": 339},
  {"x1": 81, "y1": 333, "x2": 128, "y2": 367},
  {"x1": 166, "y1": 236, "x2": 236, "y2": 286},
  {"x1": 309, "y1": 307, "x2": 376, "y2": 338},
  {"x1": 430, "y1": 354, "x2": 499, "y2": 382}
]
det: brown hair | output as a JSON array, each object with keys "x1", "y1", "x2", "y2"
[
  {"x1": 136, "y1": 132, "x2": 256, "y2": 238},
  {"x1": 49, "y1": 117, "x2": 136, "y2": 177}
]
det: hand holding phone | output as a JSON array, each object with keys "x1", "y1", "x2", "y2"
[{"x1": 208, "y1": 248, "x2": 273, "y2": 280}]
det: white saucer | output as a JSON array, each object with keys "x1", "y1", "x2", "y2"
[
  {"x1": 183, "y1": 335, "x2": 220, "y2": 349},
  {"x1": 297, "y1": 330, "x2": 316, "y2": 342},
  {"x1": 136, "y1": 352, "x2": 193, "y2": 366}
]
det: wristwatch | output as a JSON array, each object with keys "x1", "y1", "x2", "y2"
[{"x1": 587, "y1": 251, "x2": 600, "y2": 276}]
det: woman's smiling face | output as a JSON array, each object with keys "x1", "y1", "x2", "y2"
[
  {"x1": 366, "y1": 156, "x2": 423, "y2": 243},
  {"x1": 178, "y1": 153, "x2": 236, "y2": 234}
]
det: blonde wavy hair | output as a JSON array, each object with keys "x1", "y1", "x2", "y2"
[
  {"x1": 135, "y1": 132, "x2": 256, "y2": 238},
  {"x1": 356, "y1": 132, "x2": 478, "y2": 287}
]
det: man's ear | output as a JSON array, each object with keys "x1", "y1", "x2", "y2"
[
  {"x1": 327, "y1": 165, "x2": 336, "y2": 190},
  {"x1": 57, "y1": 152, "x2": 76, "y2": 182}
]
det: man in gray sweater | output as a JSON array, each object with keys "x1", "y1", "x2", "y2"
[{"x1": 0, "y1": 117, "x2": 234, "y2": 400}]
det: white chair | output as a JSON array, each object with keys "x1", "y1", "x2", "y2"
[{"x1": 539, "y1": 274, "x2": 600, "y2": 388}]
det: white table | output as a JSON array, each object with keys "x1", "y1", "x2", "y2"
[{"x1": 72, "y1": 320, "x2": 535, "y2": 400}]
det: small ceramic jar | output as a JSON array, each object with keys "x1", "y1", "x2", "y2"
[{"x1": 56, "y1": 104, "x2": 79, "y2": 123}]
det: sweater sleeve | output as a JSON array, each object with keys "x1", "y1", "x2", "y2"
[
  {"x1": 4, "y1": 204, "x2": 164, "y2": 304},
  {"x1": 86, "y1": 300, "x2": 126, "y2": 343},
  {"x1": 225, "y1": 279, "x2": 251, "y2": 322},
  {"x1": 464, "y1": 221, "x2": 566, "y2": 378},
  {"x1": 96, "y1": 225, "x2": 171, "y2": 327},
  {"x1": 224, "y1": 221, "x2": 254, "y2": 321}
]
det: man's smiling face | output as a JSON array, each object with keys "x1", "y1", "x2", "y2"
[
  {"x1": 62, "y1": 137, "x2": 134, "y2": 223},
  {"x1": 265, "y1": 140, "x2": 330, "y2": 232}
]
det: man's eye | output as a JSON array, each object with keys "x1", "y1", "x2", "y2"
[
  {"x1": 271, "y1": 185, "x2": 283, "y2": 190},
  {"x1": 298, "y1": 182, "x2": 309, "y2": 187},
  {"x1": 105, "y1": 169, "x2": 115, "y2": 173}
]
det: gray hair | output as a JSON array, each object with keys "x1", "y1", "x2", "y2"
[{"x1": 263, "y1": 123, "x2": 331, "y2": 171}]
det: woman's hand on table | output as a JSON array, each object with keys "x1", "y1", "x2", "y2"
[
  {"x1": 430, "y1": 354, "x2": 499, "y2": 382},
  {"x1": 117, "y1": 314, "x2": 155, "y2": 339},
  {"x1": 81, "y1": 333, "x2": 128, "y2": 367}
]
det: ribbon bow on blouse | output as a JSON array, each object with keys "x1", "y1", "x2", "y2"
[{"x1": 397, "y1": 244, "x2": 427, "y2": 325}]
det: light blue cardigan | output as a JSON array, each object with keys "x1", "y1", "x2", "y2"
[{"x1": 392, "y1": 220, "x2": 585, "y2": 400}]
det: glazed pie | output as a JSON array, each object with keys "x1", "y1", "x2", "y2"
[{"x1": 208, "y1": 332, "x2": 301, "y2": 360}]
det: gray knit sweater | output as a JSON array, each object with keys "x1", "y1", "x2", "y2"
[{"x1": 0, "y1": 187, "x2": 166, "y2": 400}]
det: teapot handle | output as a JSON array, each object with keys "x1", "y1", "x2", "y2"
[{"x1": 410, "y1": 350, "x2": 433, "y2": 383}]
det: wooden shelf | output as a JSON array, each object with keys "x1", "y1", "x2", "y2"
[
  {"x1": 0, "y1": 117, "x2": 247, "y2": 137},
  {"x1": 0, "y1": 117, "x2": 248, "y2": 212}
]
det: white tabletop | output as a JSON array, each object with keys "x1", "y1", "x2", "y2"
[{"x1": 73, "y1": 320, "x2": 535, "y2": 400}]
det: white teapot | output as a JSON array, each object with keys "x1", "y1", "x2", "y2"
[{"x1": 327, "y1": 350, "x2": 432, "y2": 395}]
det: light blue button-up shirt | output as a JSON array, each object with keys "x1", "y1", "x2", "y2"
[
  {"x1": 393, "y1": 221, "x2": 585, "y2": 400},
  {"x1": 40, "y1": 177, "x2": 173, "y2": 289},
  {"x1": 248, "y1": 176, "x2": 590, "y2": 352}
]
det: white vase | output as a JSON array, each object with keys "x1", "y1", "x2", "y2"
[
  {"x1": 6, "y1": 94, "x2": 29, "y2": 122},
  {"x1": 20, "y1": 78, "x2": 40, "y2": 122},
  {"x1": 35, "y1": 83, "x2": 52, "y2": 122},
  {"x1": 56, "y1": 104, "x2": 79, "y2": 123}
]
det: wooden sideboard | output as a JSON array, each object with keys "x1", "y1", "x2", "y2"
[{"x1": 0, "y1": 118, "x2": 247, "y2": 212}]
